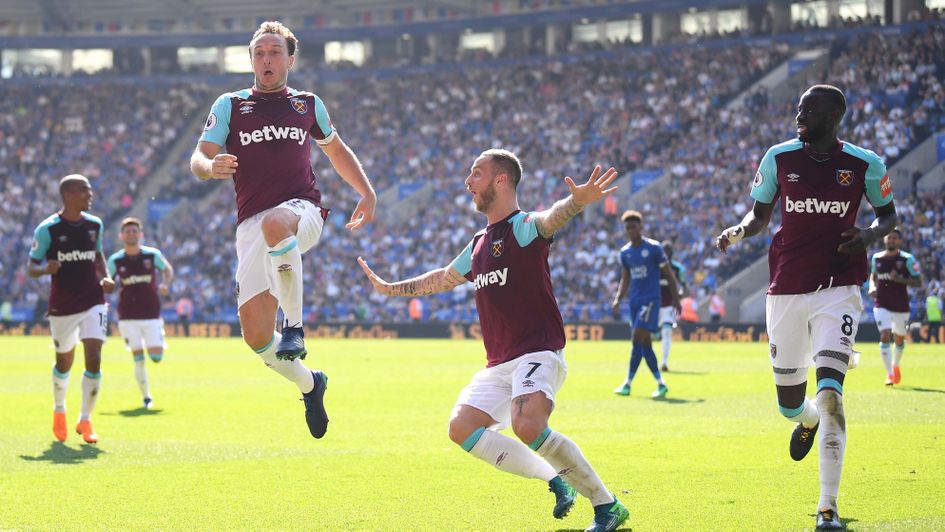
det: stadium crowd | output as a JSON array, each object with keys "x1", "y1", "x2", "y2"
[{"x1": 2, "y1": 25, "x2": 943, "y2": 325}]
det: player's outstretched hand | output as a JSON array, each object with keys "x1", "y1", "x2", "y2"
[
  {"x1": 716, "y1": 225, "x2": 745, "y2": 254},
  {"x1": 346, "y1": 193, "x2": 376, "y2": 231},
  {"x1": 837, "y1": 227, "x2": 873, "y2": 255},
  {"x1": 357, "y1": 256, "x2": 393, "y2": 296},
  {"x1": 46, "y1": 260, "x2": 61, "y2": 275},
  {"x1": 158, "y1": 283, "x2": 170, "y2": 297},
  {"x1": 101, "y1": 277, "x2": 116, "y2": 293},
  {"x1": 566, "y1": 165, "x2": 619, "y2": 207},
  {"x1": 209, "y1": 154, "x2": 238, "y2": 179}
]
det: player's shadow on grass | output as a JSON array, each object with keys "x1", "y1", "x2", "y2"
[
  {"x1": 653, "y1": 397, "x2": 706, "y2": 405},
  {"x1": 102, "y1": 407, "x2": 164, "y2": 417},
  {"x1": 20, "y1": 442, "x2": 104, "y2": 465},
  {"x1": 809, "y1": 513, "x2": 858, "y2": 529},
  {"x1": 662, "y1": 370, "x2": 708, "y2": 375},
  {"x1": 896, "y1": 386, "x2": 945, "y2": 394}
]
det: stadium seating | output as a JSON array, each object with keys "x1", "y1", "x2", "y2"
[{"x1": 3, "y1": 25, "x2": 943, "y2": 325}]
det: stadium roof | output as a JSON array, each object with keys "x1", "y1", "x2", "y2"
[{"x1": 0, "y1": 0, "x2": 480, "y2": 25}]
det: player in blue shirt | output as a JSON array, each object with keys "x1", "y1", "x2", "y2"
[{"x1": 611, "y1": 210, "x2": 681, "y2": 398}]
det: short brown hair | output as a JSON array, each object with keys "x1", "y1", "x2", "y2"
[
  {"x1": 121, "y1": 217, "x2": 143, "y2": 230},
  {"x1": 250, "y1": 21, "x2": 298, "y2": 56},
  {"x1": 481, "y1": 148, "x2": 523, "y2": 188},
  {"x1": 621, "y1": 210, "x2": 642, "y2": 223}
]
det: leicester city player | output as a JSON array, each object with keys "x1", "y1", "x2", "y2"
[
  {"x1": 868, "y1": 229, "x2": 922, "y2": 385},
  {"x1": 717, "y1": 85, "x2": 898, "y2": 530},
  {"x1": 358, "y1": 150, "x2": 629, "y2": 532},
  {"x1": 105, "y1": 217, "x2": 175, "y2": 408},
  {"x1": 611, "y1": 211, "x2": 681, "y2": 398},
  {"x1": 28, "y1": 174, "x2": 115, "y2": 444},
  {"x1": 191, "y1": 21, "x2": 377, "y2": 439}
]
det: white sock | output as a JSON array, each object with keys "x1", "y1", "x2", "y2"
[
  {"x1": 463, "y1": 428, "x2": 556, "y2": 481},
  {"x1": 784, "y1": 397, "x2": 820, "y2": 429},
  {"x1": 661, "y1": 323, "x2": 672, "y2": 365},
  {"x1": 817, "y1": 391, "x2": 846, "y2": 512},
  {"x1": 52, "y1": 366, "x2": 69, "y2": 412},
  {"x1": 253, "y1": 332, "x2": 315, "y2": 393},
  {"x1": 532, "y1": 429, "x2": 614, "y2": 506},
  {"x1": 879, "y1": 343, "x2": 892, "y2": 375},
  {"x1": 80, "y1": 371, "x2": 101, "y2": 421},
  {"x1": 268, "y1": 236, "x2": 303, "y2": 329},
  {"x1": 893, "y1": 344, "x2": 904, "y2": 367},
  {"x1": 133, "y1": 354, "x2": 150, "y2": 399}
]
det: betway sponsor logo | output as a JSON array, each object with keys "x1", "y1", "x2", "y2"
[
  {"x1": 473, "y1": 267, "x2": 508, "y2": 290},
  {"x1": 238, "y1": 125, "x2": 308, "y2": 146},
  {"x1": 121, "y1": 274, "x2": 153, "y2": 286},
  {"x1": 57, "y1": 250, "x2": 96, "y2": 262},
  {"x1": 784, "y1": 196, "x2": 850, "y2": 217}
]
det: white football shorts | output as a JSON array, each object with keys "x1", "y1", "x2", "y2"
[
  {"x1": 659, "y1": 305, "x2": 677, "y2": 327},
  {"x1": 118, "y1": 318, "x2": 166, "y2": 352},
  {"x1": 873, "y1": 307, "x2": 910, "y2": 336},
  {"x1": 454, "y1": 350, "x2": 568, "y2": 430},
  {"x1": 235, "y1": 198, "x2": 324, "y2": 308},
  {"x1": 48, "y1": 303, "x2": 108, "y2": 354},
  {"x1": 765, "y1": 285, "x2": 862, "y2": 385}
]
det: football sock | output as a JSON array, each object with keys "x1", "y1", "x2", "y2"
[
  {"x1": 893, "y1": 343, "x2": 904, "y2": 367},
  {"x1": 660, "y1": 323, "x2": 672, "y2": 365},
  {"x1": 879, "y1": 342, "x2": 892, "y2": 375},
  {"x1": 52, "y1": 366, "x2": 69, "y2": 413},
  {"x1": 817, "y1": 382, "x2": 845, "y2": 512},
  {"x1": 133, "y1": 354, "x2": 150, "y2": 400},
  {"x1": 642, "y1": 345, "x2": 663, "y2": 384},
  {"x1": 532, "y1": 428, "x2": 615, "y2": 506},
  {"x1": 268, "y1": 236, "x2": 303, "y2": 329},
  {"x1": 148, "y1": 350, "x2": 163, "y2": 363},
  {"x1": 462, "y1": 427, "x2": 556, "y2": 481},
  {"x1": 780, "y1": 397, "x2": 819, "y2": 429},
  {"x1": 79, "y1": 370, "x2": 101, "y2": 421},
  {"x1": 627, "y1": 343, "x2": 643, "y2": 382},
  {"x1": 253, "y1": 332, "x2": 315, "y2": 393}
]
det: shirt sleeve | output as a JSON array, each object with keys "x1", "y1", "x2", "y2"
[
  {"x1": 677, "y1": 263, "x2": 688, "y2": 285},
  {"x1": 29, "y1": 223, "x2": 51, "y2": 262},
  {"x1": 512, "y1": 212, "x2": 542, "y2": 246},
  {"x1": 905, "y1": 254, "x2": 921, "y2": 277},
  {"x1": 750, "y1": 146, "x2": 780, "y2": 204},
  {"x1": 106, "y1": 254, "x2": 118, "y2": 278},
  {"x1": 95, "y1": 219, "x2": 104, "y2": 254},
  {"x1": 153, "y1": 249, "x2": 169, "y2": 271},
  {"x1": 311, "y1": 95, "x2": 337, "y2": 146},
  {"x1": 655, "y1": 244, "x2": 668, "y2": 267},
  {"x1": 864, "y1": 155, "x2": 893, "y2": 207},
  {"x1": 448, "y1": 239, "x2": 474, "y2": 277},
  {"x1": 870, "y1": 254, "x2": 878, "y2": 275},
  {"x1": 198, "y1": 93, "x2": 232, "y2": 147}
]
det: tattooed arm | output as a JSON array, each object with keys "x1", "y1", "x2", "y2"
[
  {"x1": 532, "y1": 165, "x2": 619, "y2": 239},
  {"x1": 358, "y1": 257, "x2": 467, "y2": 296}
]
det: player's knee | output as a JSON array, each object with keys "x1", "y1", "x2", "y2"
[
  {"x1": 447, "y1": 418, "x2": 479, "y2": 447},
  {"x1": 260, "y1": 212, "x2": 294, "y2": 244},
  {"x1": 511, "y1": 417, "x2": 546, "y2": 445},
  {"x1": 880, "y1": 330, "x2": 892, "y2": 343}
]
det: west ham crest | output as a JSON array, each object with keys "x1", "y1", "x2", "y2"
[
  {"x1": 143, "y1": 259, "x2": 152, "y2": 269},
  {"x1": 290, "y1": 97, "x2": 307, "y2": 115},
  {"x1": 836, "y1": 169, "x2": 853, "y2": 186},
  {"x1": 491, "y1": 239, "x2": 504, "y2": 258},
  {"x1": 88, "y1": 230, "x2": 97, "y2": 242}
]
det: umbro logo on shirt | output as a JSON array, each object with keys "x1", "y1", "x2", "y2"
[{"x1": 787, "y1": 173, "x2": 800, "y2": 182}]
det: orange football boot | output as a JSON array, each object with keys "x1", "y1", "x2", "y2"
[
  {"x1": 75, "y1": 419, "x2": 99, "y2": 444},
  {"x1": 53, "y1": 411, "x2": 67, "y2": 442},
  {"x1": 893, "y1": 366, "x2": 902, "y2": 385}
]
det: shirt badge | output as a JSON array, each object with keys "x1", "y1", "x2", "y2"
[
  {"x1": 290, "y1": 97, "x2": 307, "y2": 115},
  {"x1": 836, "y1": 169, "x2": 854, "y2": 186}
]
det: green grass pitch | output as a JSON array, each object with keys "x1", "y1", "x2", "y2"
[{"x1": 1, "y1": 336, "x2": 943, "y2": 530}]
